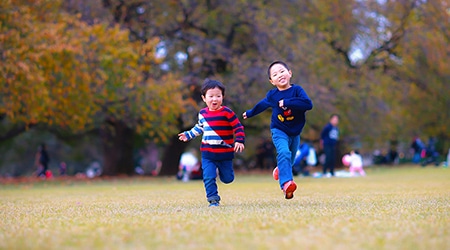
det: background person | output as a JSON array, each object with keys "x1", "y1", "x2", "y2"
[
  {"x1": 320, "y1": 114, "x2": 339, "y2": 177},
  {"x1": 35, "y1": 143, "x2": 50, "y2": 178},
  {"x1": 421, "y1": 136, "x2": 439, "y2": 167},
  {"x1": 292, "y1": 142, "x2": 314, "y2": 176},
  {"x1": 410, "y1": 136, "x2": 425, "y2": 164},
  {"x1": 348, "y1": 150, "x2": 366, "y2": 177},
  {"x1": 177, "y1": 149, "x2": 201, "y2": 182}
]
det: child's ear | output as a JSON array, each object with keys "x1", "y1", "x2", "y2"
[
  {"x1": 270, "y1": 79, "x2": 275, "y2": 86},
  {"x1": 201, "y1": 95, "x2": 206, "y2": 102}
]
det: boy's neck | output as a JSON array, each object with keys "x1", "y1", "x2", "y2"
[
  {"x1": 277, "y1": 84, "x2": 292, "y2": 91},
  {"x1": 207, "y1": 106, "x2": 223, "y2": 111}
]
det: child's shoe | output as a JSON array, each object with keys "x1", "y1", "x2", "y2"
[
  {"x1": 283, "y1": 180, "x2": 297, "y2": 199},
  {"x1": 209, "y1": 200, "x2": 220, "y2": 207},
  {"x1": 272, "y1": 167, "x2": 279, "y2": 180}
]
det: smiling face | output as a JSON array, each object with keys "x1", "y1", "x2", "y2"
[
  {"x1": 269, "y1": 63, "x2": 292, "y2": 90},
  {"x1": 202, "y1": 87, "x2": 223, "y2": 111}
]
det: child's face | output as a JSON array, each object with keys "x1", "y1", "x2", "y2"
[
  {"x1": 330, "y1": 115, "x2": 339, "y2": 126},
  {"x1": 202, "y1": 87, "x2": 223, "y2": 111},
  {"x1": 269, "y1": 63, "x2": 292, "y2": 90}
]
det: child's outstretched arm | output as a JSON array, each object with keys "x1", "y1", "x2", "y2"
[
  {"x1": 178, "y1": 113, "x2": 205, "y2": 142},
  {"x1": 243, "y1": 98, "x2": 271, "y2": 120}
]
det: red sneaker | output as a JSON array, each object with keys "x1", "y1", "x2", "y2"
[
  {"x1": 283, "y1": 180, "x2": 297, "y2": 199},
  {"x1": 272, "y1": 167, "x2": 279, "y2": 180}
]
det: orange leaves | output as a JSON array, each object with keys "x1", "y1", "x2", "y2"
[
  {"x1": 0, "y1": 2, "x2": 96, "y2": 129},
  {"x1": 3, "y1": 1, "x2": 186, "y2": 143},
  {"x1": 16, "y1": 62, "x2": 30, "y2": 73}
]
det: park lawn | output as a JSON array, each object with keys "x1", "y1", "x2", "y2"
[{"x1": 0, "y1": 166, "x2": 449, "y2": 250}]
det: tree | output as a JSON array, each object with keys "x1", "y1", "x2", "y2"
[
  {"x1": 2, "y1": 0, "x2": 448, "y2": 177},
  {"x1": 393, "y1": 1, "x2": 450, "y2": 148},
  {"x1": 1, "y1": 0, "x2": 185, "y2": 175},
  {"x1": 102, "y1": 0, "x2": 449, "y2": 156}
]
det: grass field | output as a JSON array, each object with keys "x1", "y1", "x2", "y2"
[{"x1": 1, "y1": 166, "x2": 449, "y2": 250}]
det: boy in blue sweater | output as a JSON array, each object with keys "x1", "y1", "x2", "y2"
[{"x1": 243, "y1": 61, "x2": 313, "y2": 199}]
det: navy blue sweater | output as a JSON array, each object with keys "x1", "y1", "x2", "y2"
[
  {"x1": 320, "y1": 123, "x2": 339, "y2": 146},
  {"x1": 245, "y1": 85, "x2": 313, "y2": 136}
]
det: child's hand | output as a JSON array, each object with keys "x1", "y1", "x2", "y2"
[
  {"x1": 234, "y1": 142, "x2": 245, "y2": 153},
  {"x1": 178, "y1": 132, "x2": 188, "y2": 142},
  {"x1": 242, "y1": 112, "x2": 247, "y2": 119}
]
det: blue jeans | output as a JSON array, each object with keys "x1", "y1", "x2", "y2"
[
  {"x1": 271, "y1": 128, "x2": 299, "y2": 189},
  {"x1": 202, "y1": 158, "x2": 234, "y2": 202}
]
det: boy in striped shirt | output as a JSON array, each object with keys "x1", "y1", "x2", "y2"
[{"x1": 178, "y1": 79, "x2": 245, "y2": 207}]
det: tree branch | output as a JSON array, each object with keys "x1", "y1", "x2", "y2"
[
  {"x1": 363, "y1": 3, "x2": 414, "y2": 69},
  {"x1": 328, "y1": 40, "x2": 357, "y2": 68},
  {"x1": 0, "y1": 123, "x2": 35, "y2": 142}
]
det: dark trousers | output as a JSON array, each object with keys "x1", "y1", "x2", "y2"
[
  {"x1": 37, "y1": 163, "x2": 48, "y2": 177},
  {"x1": 323, "y1": 145, "x2": 336, "y2": 176}
]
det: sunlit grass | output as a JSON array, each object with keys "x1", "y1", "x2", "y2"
[{"x1": 1, "y1": 166, "x2": 449, "y2": 250}]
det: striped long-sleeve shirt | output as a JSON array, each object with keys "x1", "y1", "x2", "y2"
[{"x1": 184, "y1": 106, "x2": 245, "y2": 161}]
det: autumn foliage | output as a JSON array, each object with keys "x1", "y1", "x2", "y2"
[
  {"x1": 1, "y1": 0, "x2": 184, "y2": 141},
  {"x1": 1, "y1": 0, "x2": 188, "y2": 175},
  {"x1": 1, "y1": 0, "x2": 449, "y2": 176}
]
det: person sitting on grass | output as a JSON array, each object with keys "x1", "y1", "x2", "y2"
[{"x1": 348, "y1": 150, "x2": 366, "y2": 177}]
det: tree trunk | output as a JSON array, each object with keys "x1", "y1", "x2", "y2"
[
  {"x1": 100, "y1": 120, "x2": 134, "y2": 176},
  {"x1": 159, "y1": 135, "x2": 189, "y2": 176}
]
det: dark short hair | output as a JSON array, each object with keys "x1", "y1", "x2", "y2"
[
  {"x1": 330, "y1": 114, "x2": 339, "y2": 120},
  {"x1": 267, "y1": 61, "x2": 290, "y2": 79},
  {"x1": 201, "y1": 79, "x2": 225, "y2": 96}
]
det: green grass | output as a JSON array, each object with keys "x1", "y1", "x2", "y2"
[{"x1": 1, "y1": 166, "x2": 449, "y2": 250}]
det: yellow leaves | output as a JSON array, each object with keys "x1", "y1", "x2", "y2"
[
  {"x1": 97, "y1": 69, "x2": 109, "y2": 83},
  {"x1": 1, "y1": 0, "x2": 187, "y2": 143},
  {"x1": 16, "y1": 62, "x2": 30, "y2": 72}
]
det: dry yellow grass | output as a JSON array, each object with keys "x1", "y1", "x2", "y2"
[{"x1": 1, "y1": 166, "x2": 449, "y2": 250}]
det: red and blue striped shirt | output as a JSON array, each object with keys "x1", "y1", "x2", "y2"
[{"x1": 184, "y1": 106, "x2": 245, "y2": 161}]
